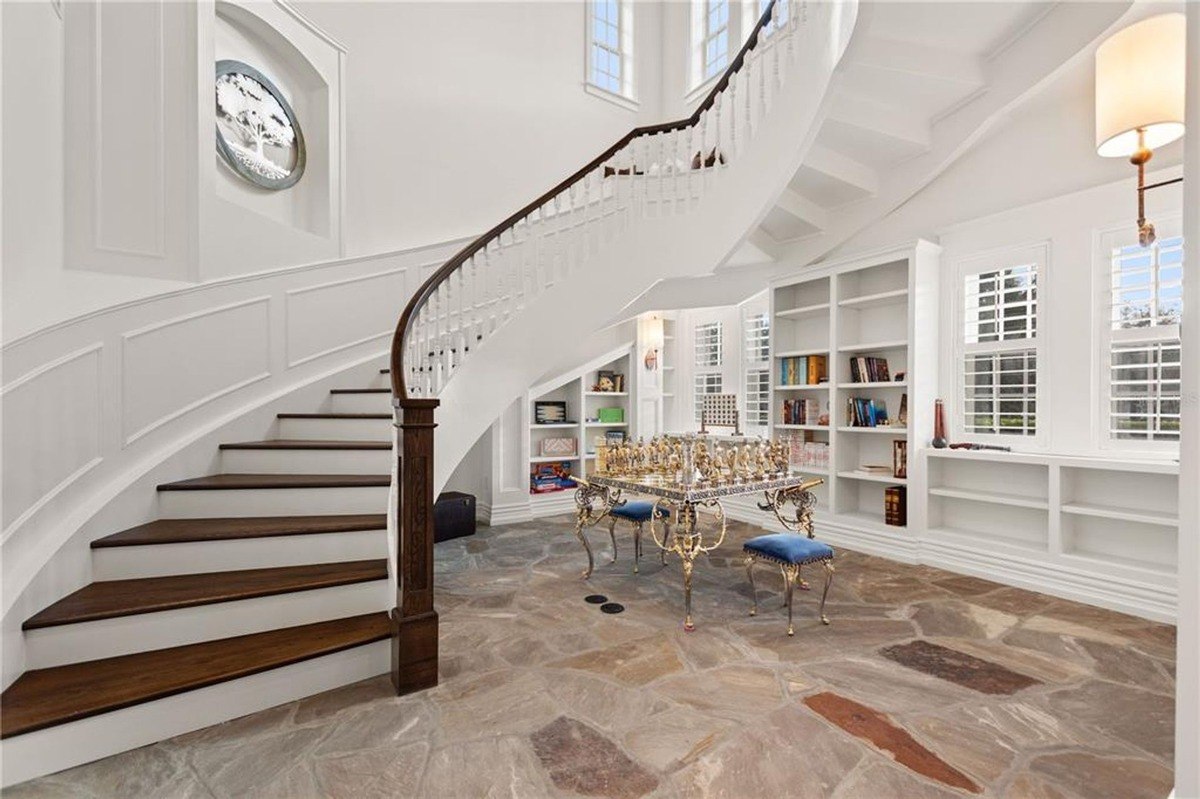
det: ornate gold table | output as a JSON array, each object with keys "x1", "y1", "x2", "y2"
[{"x1": 572, "y1": 473, "x2": 824, "y2": 631}]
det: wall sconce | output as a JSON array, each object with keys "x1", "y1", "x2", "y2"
[
  {"x1": 643, "y1": 315, "x2": 664, "y2": 371},
  {"x1": 1095, "y1": 13, "x2": 1186, "y2": 247}
]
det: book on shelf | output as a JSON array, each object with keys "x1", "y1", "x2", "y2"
[
  {"x1": 848, "y1": 356, "x2": 891, "y2": 383},
  {"x1": 779, "y1": 431, "x2": 829, "y2": 471},
  {"x1": 856, "y1": 464, "x2": 893, "y2": 474},
  {"x1": 885, "y1": 485, "x2": 907, "y2": 526},
  {"x1": 845, "y1": 397, "x2": 890, "y2": 427},
  {"x1": 779, "y1": 354, "x2": 827, "y2": 386},
  {"x1": 530, "y1": 461, "x2": 575, "y2": 494},
  {"x1": 781, "y1": 397, "x2": 824, "y2": 426}
]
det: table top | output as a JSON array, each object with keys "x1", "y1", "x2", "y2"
[{"x1": 584, "y1": 472, "x2": 823, "y2": 503}]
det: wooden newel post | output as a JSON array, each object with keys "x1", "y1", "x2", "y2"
[{"x1": 391, "y1": 397, "x2": 440, "y2": 695}]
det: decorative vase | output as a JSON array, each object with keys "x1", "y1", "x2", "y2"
[{"x1": 932, "y1": 399, "x2": 948, "y2": 448}]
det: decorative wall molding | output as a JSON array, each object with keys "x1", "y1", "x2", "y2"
[
  {"x1": 120, "y1": 297, "x2": 273, "y2": 445},
  {"x1": 283, "y1": 266, "x2": 407, "y2": 368},
  {"x1": 1, "y1": 344, "x2": 105, "y2": 539}
]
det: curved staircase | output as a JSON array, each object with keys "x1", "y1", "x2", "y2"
[
  {"x1": 2, "y1": 0, "x2": 858, "y2": 785},
  {"x1": 0, "y1": 369, "x2": 396, "y2": 786}
]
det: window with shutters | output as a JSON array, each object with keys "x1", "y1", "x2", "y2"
[
  {"x1": 743, "y1": 311, "x2": 770, "y2": 428},
  {"x1": 1101, "y1": 230, "x2": 1183, "y2": 449},
  {"x1": 958, "y1": 248, "x2": 1043, "y2": 441}
]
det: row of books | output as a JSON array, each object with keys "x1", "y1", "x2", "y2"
[
  {"x1": 848, "y1": 356, "x2": 890, "y2": 383},
  {"x1": 846, "y1": 397, "x2": 890, "y2": 428},
  {"x1": 781, "y1": 398, "x2": 824, "y2": 426},
  {"x1": 780, "y1": 355, "x2": 828, "y2": 386},
  {"x1": 530, "y1": 461, "x2": 574, "y2": 494},
  {"x1": 885, "y1": 486, "x2": 907, "y2": 526}
]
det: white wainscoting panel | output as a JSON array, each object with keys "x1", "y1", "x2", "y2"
[
  {"x1": 121, "y1": 297, "x2": 272, "y2": 445},
  {"x1": 1, "y1": 345, "x2": 104, "y2": 534},
  {"x1": 284, "y1": 266, "x2": 407, "y2": 367}
]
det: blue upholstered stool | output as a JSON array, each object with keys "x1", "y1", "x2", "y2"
[
  {"x1": 743, "y1": 532, "x2": 835, "y2": 636},
  {"x1": 607, "y1": 501, "x2": 670, "y2": 573}
]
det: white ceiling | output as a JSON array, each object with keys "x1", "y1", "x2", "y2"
[{"x1": 864, "y1": 1, "x2": 1055, "y2": 58}]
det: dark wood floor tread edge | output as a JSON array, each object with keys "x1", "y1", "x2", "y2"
[
  {"x1": 218, "y1": 441, "x2": 391, "y2": 450},
  {"x1": 91, "y1": 518, "x2": 388, "y2": 548},
  {"x1": 157, "y1": 476, "x2": 390, "y2": 490},
  {"x1": 23, "y1": 564, "x2": 388, "y2": 630},
  {"x1": 276, "y1": 413, "x2": 391, "y2": 419},
  {"x1": 1, "y1": 614, "x2": 390, "y2": 738}
]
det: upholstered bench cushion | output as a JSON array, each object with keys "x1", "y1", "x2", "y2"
[
  {"x1": 743, "y1": 534, "x2": 834, "y2": 565},
  {"x1": 611, "y1": 501, "x2": 669, "y2": 522}
]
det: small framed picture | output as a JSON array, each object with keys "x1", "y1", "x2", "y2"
[
  {"x1": 892, "y1": 440, "x2": 908, "y2": 479},
  {"x1": 534, "y1": 401, "x2": 568, "y2": 425}
]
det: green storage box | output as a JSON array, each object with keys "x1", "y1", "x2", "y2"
[{"x1": 598, "y1": 407, "x2": 625, "y2": 424}]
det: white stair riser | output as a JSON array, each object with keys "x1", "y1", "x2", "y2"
[
  {"x1": 220, "y1": 447, "x2": 391, "y2": 474},
  {"x1": 330, "y1": 393, "x2": 392, "y2": 414},
  {"x1": 24, "y1": 579, "x2": 391, "y2": 669},
  {"x1": 92, "y1": 529, "x2": 387, "y2": 580},
  {"x1": 0, "y1": 641, "x2": 389, "y2": 788},
  {"x1": 159, "y1": 485, "x2": 389, "y2": 518},
  {"x1": 278, "y1": 417, "x2": 393, "y2": 441}
]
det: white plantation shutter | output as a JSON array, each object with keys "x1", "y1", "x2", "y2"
[
  {"x1": 745, "y1": 370, "x2": 770, "y2": 427},
  {"x1": 694, "y1": 373, "x2": 723, "y2": 422},
  {"x1": 694, "y1": 321, "x2": 723, "y2": 422},
  {"x1": 744, "y1": 312, "x2": 770, "y2": 362},
  {"x1": 961, "y1": 258, "x2": 1040, "y2": 437},
  {"x1": 743, "y1": 311, "x2": 770, "y2": 429},
  {"x1": 1105, "y1": 235, "x2": 1183, "y2": 444}
]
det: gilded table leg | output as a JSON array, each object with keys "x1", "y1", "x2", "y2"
[
  {"x1": 681, "y1": 557, "x2": 696, "y2": 632},
  {"x1": 632, "y1": 522, "x2": 641, "y2": 574},
  {"x1": 819, "y1": 560, "x2": 835, "y2": 625},
  {"x1": 574, "y1": 512, "x2": 595, "y2": 579},
  {"x1": 607, "y1": 518, "x2": 619, "y2": 564}
]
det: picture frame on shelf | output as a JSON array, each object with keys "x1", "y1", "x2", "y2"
[
  {"x1": 534, "y1": 401, "x2": 568, "y2": 425},
  {"x1": 541, "y1": 437, "x2": 577, "y2": 457}
]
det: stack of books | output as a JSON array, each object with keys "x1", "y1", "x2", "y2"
[
  {"x1": 780, "y1": 354, "x2": 827, "y2": 385},
  {"x1": 782, "y1": 398, "x2": 822, "y2": 425},
  {"x1": 885, "y1": 485, "x2": 907, "y2": 526},
  {"x1": 848, "y1": 356, "x2": 890, "y2": 383},
  {"x1": 846, "y1": 397, "x2": 889, "y2": 427}
]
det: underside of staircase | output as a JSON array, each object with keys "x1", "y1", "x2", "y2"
[{"x1": 0, "y1": 368, "x2": 397, "y2": 786}]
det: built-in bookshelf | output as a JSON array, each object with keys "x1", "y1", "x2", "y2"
[
  {"x1": 527, "y1": 348, "x2": 634, "y2": 508},
  {"x1": 922, "y1": 448, "x2": 1179, "y2": 621},
  {"x1": 769, "y1": 241, "x2": 940, "y2": 532}
]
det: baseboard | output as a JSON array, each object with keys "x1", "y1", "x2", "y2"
[{"x1": 487, "y1": 499, "x2": 536, "y2": 526}]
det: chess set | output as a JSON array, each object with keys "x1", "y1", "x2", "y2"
[{"x1": 595, "y1": 434, "x2": 791, "y2": 487}]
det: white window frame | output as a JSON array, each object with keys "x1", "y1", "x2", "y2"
[
  {"x1": 1095, "y1": 218, "x2": 1182, "y2": 454},
  {"x1": 953, "y1": 243, "x2": 1047, "y2": 448},
  {"x1": 742, "y1": 308, "x2": 770, "y2": 432},
  {"x1": 688, "y1": 0, "x2": 734, "y2": 98},
  {"x1": 585, "y1": 0, "x2": 637, "y2": 110},
  {"x1": 694, "y1": 373, "x2": 724, "y2": 422},
  {"x1": 693, "y1": 320, "x2": 724, "y2": 423}
]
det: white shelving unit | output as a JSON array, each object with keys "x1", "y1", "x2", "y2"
[
  {"x1": 769, "y1": 241, "x2": 939, "y2": 533},
  {"x1": 526, "y1": 347, "x2": 635, "y2": 515},
  {"x1": 921, "y1": 448, "x2": 1179, "y2": 620}
]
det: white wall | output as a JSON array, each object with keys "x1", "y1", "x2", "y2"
[
  {"x1": 2, "y1": 1, "x2": 668, "y2": 343},
  {"x1": 294, "y1": 0, "x2": 666, "y2": 257}
]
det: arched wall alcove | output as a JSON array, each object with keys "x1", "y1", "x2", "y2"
[{"x1": 200, "y1": 1, "x2": 345, "y2": 280}]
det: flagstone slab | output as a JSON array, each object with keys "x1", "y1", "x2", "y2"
[
  {"x1": 803, "y1": 692, "x2": 981, "y2": 794},
  {"x1": 880, "y1": 639, "x2": 1041, "y2": 695}
]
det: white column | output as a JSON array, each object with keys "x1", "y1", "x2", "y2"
[{"x1": 1174, "y1": 6, "x2": 1200, "y2": 796}]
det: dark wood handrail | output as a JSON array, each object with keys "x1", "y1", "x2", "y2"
[{"x1": 390, "y1": 0, "x2": 783, "y2": 401}]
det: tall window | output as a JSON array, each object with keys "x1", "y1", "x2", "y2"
[
  {"x1": 588, "y1": 0, "x2": 633, "y2": 101},
  {"x1": 744, "y1": 312, "x2": 770, "y2": 427},
  {"x1": 960, "y1": 252, "x2": 1041, "y2": 439},
  {"x1": 1104, "y1": 234, "x2": 1183, "y2": 445},
  {"x1": 702, "y1": 0, "x2": 730, "y2": 80},
  {"x1": 758, "y1": 0, "x2": 789, "y2": 35},
  {"x1": 694, "y1": 321, "x2": 723, "y2": 421}
]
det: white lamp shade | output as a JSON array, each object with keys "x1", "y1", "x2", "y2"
[{"x1": 1095, "y1": 13, "x2": 1186, "y2": 158}]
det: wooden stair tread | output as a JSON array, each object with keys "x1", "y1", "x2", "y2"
[
  {"x1": 92, "y1": 515, "x2": 387, "y2": 548},
  {"x1": 330, "y1": 388, "x2": 389, "y2": 395},
  {"x1": 23, "y1": 560, "x2": 388, "y2": 630},
  {"x1": 157, "y1": 474, "x2": 389, "y2": 490},
  {"x1": 277, "y1": 412, "x2": 391, "y2": 419},
  {"x1": 219, "y1": 439, "x2": 390, "y2": 450},
  {"x1": 2, "y1": 612, "x2": 390, "y2": 738}
]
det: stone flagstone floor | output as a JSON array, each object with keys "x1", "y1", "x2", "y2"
[{"x1": 10, "y1": 515, "x2": 1176, "y2": 798}]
